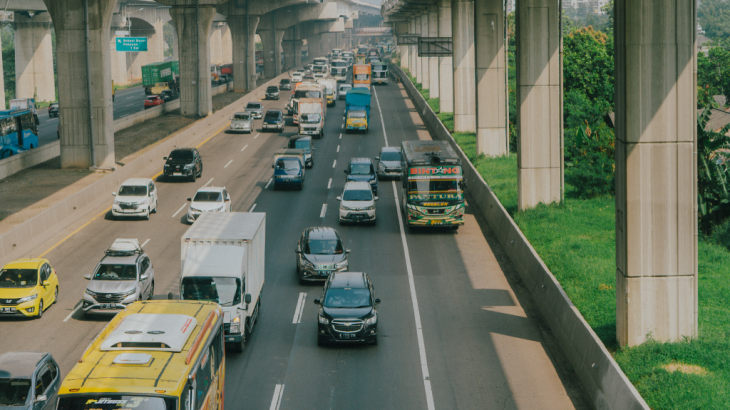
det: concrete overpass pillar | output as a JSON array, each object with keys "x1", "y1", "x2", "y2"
[
  {"x1": 44, "y1": 0, "x2": 116, "y2": 169},
  {"x1": 228, "y1": 15, "x2": 258, "y2": 92},
  {"x1": 516, "y1": 0, "x2": 561, "y2": 209},
  {"x1": 14, "y1": 13, "x2": 56, "y2": 103},
  {"x1": 614, "y1": 0, "x2": 697, "y2": 347},
  {"x1": 210, "y1": 23, "x2": 223, "y2": 65},
  {"x1": 452, "y1": 0, "x2": 476, "y2": 132},
  {"x1": 169, "y1": 5, "x2": 217, "y2": 116},
  {"x1": 400, "y1": 26, "x2": 410, "y2": 70},
  {"x1": 409, "y1": 16, "x2": 417, "y2": 75},
  {"x1": 420, "y1": 12, "x2": 429, "y2": 90},
  {"x1": 475, "y1": 0, "x2": 507, "y2": 156},
  {"x1": 414, "y1": 14, "x2": 423, "y2": 85},
  {"x1": 0, "y1": 34, "x2": 5, "y2": 110},
  {"x1": 261, "y1": 29, "x2": 284, "y2": 79},
  {"x1": 221, "y1": 23, "x2": 232, "y2": 64},
  {"x1": 308, "y1": 34, "x2": 321, "y2": 59},
  {"x1": 294, "y1": 40, "x2": 303, "y2": 68},
  {"x1": 171, "y1": 24, "x2": 179, "y2": 60},
  {"x1": 428, "y1": 7, "x2": 439, "y2": 98}
]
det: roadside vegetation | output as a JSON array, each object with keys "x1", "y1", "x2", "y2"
[{"x1": 398, "y1": 1, "x2": 730, "y2": 407}]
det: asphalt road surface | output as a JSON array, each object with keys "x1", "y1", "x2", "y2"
[
  {"x1": 36, "y1": 85, "x2": 149, "y2": 147},
  {"x1": 1, "y1": 75, "x2": 592, "y2": 409}
]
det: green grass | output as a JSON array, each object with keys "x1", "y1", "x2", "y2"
[
  {"x1": 114, "y1": 82, "x2": 143, "y2": 92},
  {"x1": 396, "y1": 65, "x2": 730, "y2": 408}
]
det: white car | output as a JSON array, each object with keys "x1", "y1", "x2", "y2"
[
  {"x1": 186, "y1": 186, "x2": 231, "y2": 223},
  {"x1": 112, "y1": 178, "x2": 158, "y2": 220},
  {"x1": 337, "y1": 181, "x2": 378, "y2": 225},
  {"x1": 291, "y1": 72, "x2": 303, "y2": 83},
  {"x1": 339, "y1": 84, "x2": 352, "y2": 100}
]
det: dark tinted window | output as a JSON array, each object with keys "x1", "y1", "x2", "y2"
[
  {"x1": 118, "y1": 185, "x2": 147, "y2": 196},
  {"x1": 280, "y1": 79, "x2": 291, "y2": 84},
  {"x1": 0, "y1": 269, "x2": 37, "y2": 288},
  {"x1": 265, "y1": 111, "x2": 281, "y2": 119},
  {"x1": 267, "y1": 86, "x2": 279, "y2": 92},
  {"x1": 0, "y1": 378, "x2": 31, "y2": 406},
  {"x1": 349, "y1": 164, "x2": 373, "y2": 175},
  {"x1": 324, "y1": 287, "x2": 371, "y2": 308},
  {"x1": 193, "y1": 191, "x2": 223, "y2": 202},
  {"x1": 246, "y1": 102, "x2": 261, "y2": 109},
  {"x1": 93, "y1": 264, "x2": 137, "y2": 281},
  {"x1": 305, "y1": 238, "x2": 343, "y2": 255},
  {"x1": 343, "y1": 189, "x2": 373, "y2": 201},
  {"x1": 169, "y1": 150, "x2": 195, "y2": 160},
  {"x1": 380, "y1": 151, "x2": 401, "y2": 161}
]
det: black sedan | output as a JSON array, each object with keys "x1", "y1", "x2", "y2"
[
  {"x1": 48, "y1": 103, "x2": 59, "y2": 118},
  {"x1": 314, "y1": 271, "x2": 380, "y2": 345}
]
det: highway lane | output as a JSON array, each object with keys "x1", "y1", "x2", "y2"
[
  {"x1": 36, "y1": 85, "x2": 149, "y2": 147},
  {"x1": 0, "y1": 75, "x2": 591, "y2": 409}
]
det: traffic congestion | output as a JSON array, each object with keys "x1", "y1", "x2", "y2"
[{"x1": 0, "y1": 41, "x2": 573, "y2": 410}]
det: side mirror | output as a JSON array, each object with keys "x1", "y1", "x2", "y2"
[
  {"x1": 344, "y1": 170, "x2": 348, "y2": 174},
  {"x1": 461, "y1": 179, "x2": 468, "y2": 189},
  {"x1": 112, "y1": 192, "x2": 117, "y2": 196},
  {"x1": 43, "y1": 280, "x2": 50, "y2": 286},
  {"x1": 375, "y1": 157, "x2": 380, "y2": 161},
  {"x1": 313, "y1": 299, "x2": 321, "y2": 305},
  {"x1": 374, "y1": 197, "x2": 379, "y2": 201},
  {"x1": 140, "y1": 274, "x2": 149, "y2": 281},
  {"x1": 149, "y1": 192, "x2": 154, "y2": 197},
  {"x1": 336, "y1": 196, "x2": 342, "y2": 201},
  {"x1": 35, "y1": 395, "x2": 47, "y2": 403},
  {"x1": 168, "y1": 292, "x2": 175, "y2": 300},
  {"x1": 295, "y1": 248, "x2": 301, "y2": 253},
  {"x1": 375, "y1": 298, "x2": 381, "y2": 304},
  {"x1": 245, "y1": 293, "x2": 252, "y2": 304},
  {"x1": 83, "y1": 274, "x2": 91, "y2": 280},
  {"x1": 163, "y1": 157, "x2": 168, "y2": 160},
  {"x1": 187, "y1": 198, "x2": 191, "y2": 202},
  {"x1": 272, "y1": 164, "x2": 275, "y2": 168},
  {"x1": 346, "y1": 248, "x2": 351, "y2": 254}
]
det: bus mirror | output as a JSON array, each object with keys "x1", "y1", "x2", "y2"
[
  {"x1": 461, "y1": 179, "x2": 468, "y2": 189},
  {"x1": 245, "y1": 293, "x2": 252, "y2": 304}
]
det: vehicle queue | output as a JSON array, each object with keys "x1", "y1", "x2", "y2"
[{"x1": 0, "y1": 41, "x2": 470, "y2": 410}]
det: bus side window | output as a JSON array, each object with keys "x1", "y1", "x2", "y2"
[
  {"x1": 211, "y1": 327, "x2": 223, "y2": 372},
  {"x1": 194, "y1": 351, "x2": 212, "y2": 410}
]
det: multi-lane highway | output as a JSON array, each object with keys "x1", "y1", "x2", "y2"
[
  {"x1": 36, "y1": 85, "x2": 149, "y2": 147},
  {"x1": 1, "y1": 74, "x2": 591, "y2": 409}
]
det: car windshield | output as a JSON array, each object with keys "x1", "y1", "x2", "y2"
[
  {"x1": 294, "y1": 140, "x2": 311, "y2": 150},
  {"x1": 267, "y1": 87, "x2": 278, "y2": 92},
  {"x1": 246, "y1": 102, "x2": 261, "y2": 109},
  {"x1": 118, "y1": 185, "x2": 147, "y2": 196},
  {"x1": 234, "y1": 114, "x2": 250, "y2": 120},
  {"x1": 0, "y1": 269, "x2": 37, "y2": 288},
  {"x1": 373, "y1": 64, "x2": 387, "y2": 71},
  {"x1": 354, "y1": 74, "x2": 369, "y2": 81},
  {"x1": 348, "y1": 110, "x2": 367, "y2": 119},
  {"x1": 169, "y1": 150, "x2": 194, "y2": 160},
  {"x1": 276, "y1": 159, "x2": 300, "y2": 170},
  {"x1": 301, "y1": 114, "x2": 321, "y2": 123},
  {"x1": 340, "y1": 86, "x2": 351, "y2": 92},
  {"x1": 193, "y1": 191, "x2": 222, "y2": 202},
  {"x1": 57, "y1": 395, "x2": 176, "y2": 410},
  {"x1": 93, "y1": 264, "x2": 137, "y2": 281},
  {"x1": 380, "y1": 151, "x2": 401, "y2": 161},
  {"x1": 305, "y1": 238, "x2": 344, "y2": 255},
  {"x1": 50, "y1": 104, "x2": 58, "y2": 109},
  {"x1": 181, "y1": 276, "x2": 241, "y2": 307},
  {"x1": 281, "y1": 79, "x2": 290, "y2": 84},
  {"x1": 324, "y1": 287, "x2": 371, "y2": 308},
  {"x1": 0, "y1": 378, "x2": 31, "y2": 406},
  {"x1": 343, "y1": 189, "x2": 373, "y2": 201},
  {"x1": 349, "y1": 164, "x2": 372, "y2": 175}
]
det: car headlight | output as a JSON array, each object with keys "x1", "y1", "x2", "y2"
[
  {"x1": 335, "y1": 259, "x2": 348, "y2": 269},
  {"x1": 364, "y1": 313, "x2": 377, "y2": 326},
  {"x1": 184, "y1": 164, "x2": 195, "y2": 169},
  {"x1": 217, "y1": 205, "x2": 226, "y2": 212},
  {"x1": 121, "y1": 289, "x2": 136, "y2": 297},
  {"x1": 164, "y1": 164, "x2": 170, "y2": 168},
  {"x1": 190, "y1": 207, "x2": 201, "y2": 213},
  {"x1": 364, "y1": 204, "x2": 376, "y2": 211},
  {"x1": 378, "y1": 162, "x2": 386, "y2": 170},
  {"x1": 114, "y1": 200, "x2": 121, "y2": 205},
  {"x1": 301, "y1": 257, "x2": 315, "y2": 269},
  {"x1": 230, "y1": 323, "x2": 240, "y2": 334},
  {"x1": 318, "y1": 313, "x2": 330, "y2": 325},
  {"x1": 18, "y1": 294, "x2": 38, "y2": 304}
]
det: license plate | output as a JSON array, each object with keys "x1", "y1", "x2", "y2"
[
  {"x1": 0, "y1": 307, "x2": 16, "y2": 313},
  {"x1": 100, "y1": 304, "x2": 115, "y2": 309},
  {"x1": 430, "y1": 220, "x2": 443, "y2": 225},
  {"x1": 338, "y1": 333, "x2": 356, "y2": 339},
  {"x1": 173, "y1": 172, "x2": 182, "y2": 176}
]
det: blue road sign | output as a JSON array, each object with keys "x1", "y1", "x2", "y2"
[{"x1": 116, "y1": 37, "x2": 148, "y2": 52}]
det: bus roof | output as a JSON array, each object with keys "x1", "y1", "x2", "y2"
[
  {"x1": 59, "y1": 300, "x2": 222, "y2": 397},
  {"x1": 401, "y1": 140, "x2": 461, "y2": 166},
  {"x1": 0, "y1": 109, "x2": 32, "y2": 119}
]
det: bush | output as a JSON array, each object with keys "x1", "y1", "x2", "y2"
[{"x1": 565, "y1": 121, "x2": 615, "y2": 198}]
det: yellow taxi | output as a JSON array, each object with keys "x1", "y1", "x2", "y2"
[{"x1": 0, "y1": 258, "x2": 59, "y2": 319}]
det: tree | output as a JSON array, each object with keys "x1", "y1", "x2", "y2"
[
  {"x1": 699, "y1": 0, "x2": 730, "y2": 40},
  {"x1": 563, "y1": 27, "x2": 614, "y2": 113},
  {"x1": 697, "y1": 107, "x2": 730, "y2": 234}
]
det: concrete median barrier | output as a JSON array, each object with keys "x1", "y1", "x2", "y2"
[
  {"x1": 391, "y1": 64, "x2": 649, "y2": 410},
  {"x1": 0, "y1": 140, "x2": 60, "y2": 180},
  {"x1": 0, "y1": 75, "x2": 286, "y2": 266}
]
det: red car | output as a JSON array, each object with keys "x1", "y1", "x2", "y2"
[{"x1": 144, "y1": 95, "x2": 164, "y2": 109}]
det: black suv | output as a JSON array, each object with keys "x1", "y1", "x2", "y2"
[
  {"x1": 163, "y1": 148, "x2": 203, "y2": 182},
  {"x1": 265, "y1": 86, "x2": 280, "y2": 100},
  {"x1": 160, "y1": 89, "x2": 179, "y2": 102},
  {"x1": 314, "y1": 271, "x2": 380, "y2": 345},
  {"x1": 48, "y1": 103, "x2": 59, "y2": 118},
  {"x1": 279, "y1": 78, "x2": 291, "y2": 90},
  {"x1": 263, "y1": 109, "x2": 284, "y2": 132},
  {"x1": 344, "y1": 157, "x2": 378, "y2": 194}
]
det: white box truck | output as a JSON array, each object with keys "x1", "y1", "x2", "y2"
[
  {"x1": 298, "y1": 98, "x2": 325, "y2": 138},
  {"x1": 180, "y1": 212, "x2": 265, "y2": 352}
]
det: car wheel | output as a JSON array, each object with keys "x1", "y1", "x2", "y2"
[
  {"x1": 144, "y1": 208, "x2": 150, "y2": 220},
  {"x1": 36, "y1": 300, "x2": 43, "y2": 319},
  {"x1": 191, "y1": 172, "x2": 197, "y2": 183},
  {"x1": 148, "y1": 281, "x2": 155, "y2": 300},
  {"x1": 54, "y1": 287, "x2": 59, "y2": 304},
  {"x1": 152, "y1": 200, "x2": 158, "y2": 213},
  {"x1": 231, "y1": 331, "x2": 245, "y2": 353}
]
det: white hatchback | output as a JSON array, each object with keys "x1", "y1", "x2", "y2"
[
  {"x1": 337, "y1": 181, "x2": 378, "y2": 225},
  {"x1": 112, "y1": 178, "x2": 158, "y2": 220},
  {"x1": 186, "y1": 186, "x2": 231, "y2": 223}
]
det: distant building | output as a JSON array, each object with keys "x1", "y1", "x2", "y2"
[{"x1": 564, "y1": 0, "x2": 610, "y2": 14}]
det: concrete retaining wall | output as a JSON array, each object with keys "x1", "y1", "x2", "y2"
[
  {"x1": 0, "y1": 75, "x2": 285, "y2": 267},
  {"x1": 0, "y1": 140, "x2": 60, "y2": 180},
  {"x1": 391, "y1": 64, "x2": 649, "y2": 410}
]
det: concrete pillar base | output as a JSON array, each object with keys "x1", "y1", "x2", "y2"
[{"x1": 15, "y1": 13, "x2": 56, "y2": 103}]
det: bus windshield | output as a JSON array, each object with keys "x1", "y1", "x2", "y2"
[
  {"x1": 354, "y1": 74, "x2": 369, "y2": 81},
  {"x1": 294, "y1": 90, "x2": 322, "y2": 99},
  {"x1": 408, "y1": 179, "x2": 461, "y2": 193},
  {"x1": 57, "y1": 395, "x2": 176, "y2": 410}
]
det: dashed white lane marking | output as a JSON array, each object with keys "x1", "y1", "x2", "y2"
[
  {"x1": 241, "y1": 144, "x2": 249, "y2": 152},
  {"x1": 341, "y1": 124, "x2": 344, "y2": 129},
  {"x1": 172, "y1": 203, "x2": 188, "y2": 218},
  {"x1": 269, "y1": 384, "x2": 285, "y2": 410},
  {"x1": 203, "y1": 178, "x2": 214, "y2": 187},
  {"x1": 320, "y1": 204, "x2": 327, "y2": 218},
  {"x1": 249, "y1": 203, "x2": 257, "y2": 212},
  {"x1": 254, "y1": 133, "x2": 260, "y2": 139},
  {"x1": 339, "y1": 133, "x2": 342, "y2": 139},
  {"x1": 332, "y1": 160, "x2": 337, "y2": 168},
  {"x1": 265, "y1": 178, "x2": 273, "y2": 189},
  {"x1": 224, "y1": 159, "x2": 233, "y2": 168},
  {"x1": 337, "y1": 145, "x2": 340, "y2": 152},
  {"x1": 63, "y1": 301, "x2": 83, "y2": 323},
  {"x1": 141, "y1": 239, "x2": 150, "y2": 248},
  {"x1": 328, "y1": 178, "x2": 332, "y2": 189},
  {"x1": 292, "y1": 292, "x2": 306, "y2": 324}
]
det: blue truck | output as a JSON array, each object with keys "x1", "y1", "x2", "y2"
[{"x1": 345, "y1": 88, "x2": 371, "y2": 134}]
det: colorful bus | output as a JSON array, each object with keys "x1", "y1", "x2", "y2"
[
  {"x1": 0, "y1": 109, "x2": 39, "y2": 157},
  {"x1": 401, "y1": 140, "x2": 466, "y2": 229},
  {"x1": 57, "y1": 300, "x2": 225, "y2": 410}
]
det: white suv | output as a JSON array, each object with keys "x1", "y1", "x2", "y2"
[
  {"x1": 112, "y1": 178, "x2": 158, "y2": 220},
  {"x1": 337, "y1": 181, "x2": 378, "y2": 225},
  {"x1": 186, "y1": 186, "x2": 231, "y2": 223}
]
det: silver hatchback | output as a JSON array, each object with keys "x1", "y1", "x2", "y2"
[
  {"x1": 230, "y1": 112, "x2": 254, "y2": 133},
  {"x1": 82, "y1": 239, "x2": 155, "y2": 317}
]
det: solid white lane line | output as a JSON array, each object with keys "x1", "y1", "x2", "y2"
[
  {"x1": 204, "y1": 178, "x2": 214, "y2": 187},
  {"x1": 241, "y1": 144, "x2": 249, "y2": 152},
  {"x1": 320, "y1": 204, "x2": 327, "y2": 218},
  {"x1": 141, "y1": 239, "x2": 150, "y2": 248},
  {"x1": 292, "y1": 292, "x2": 307, "y2": 324},
  {"x1": 265, "y1": 178, "x2": 273, "y2": 189},
  {"x1": 224, "y1": 159, "x2": 233, "y2": 168},
  {"x1": 254, "y1": 133, "x2": 260, "y2": 139},
  {"x1": 332, "y1": 160, "x2": 337, "y2": 168},
  {"x1": 373, "y1": 88, "x2": 389, "y2": 147},
  {"x1": 328, "y1": 178, "x2": 332, "y2": 189},
  {"x1": 337, "y1": 145, "x2": 340, "y2": 152},
  {"x1": 172, "y1": 203, "x2": 188, "y2": 218},
  {"x1": 269, "y1": 384, "x2": 285, "y2": 410},
  {"x1": 249, "y1": 203, "x2": 257, "y2": 212},
  {"x1": 63, "y1": 301, "x2": 82, "y2": 323}
]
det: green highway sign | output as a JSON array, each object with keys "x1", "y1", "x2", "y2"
[{"x1": 116, "y1": 37, "x2": 148, "y2": 52}]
